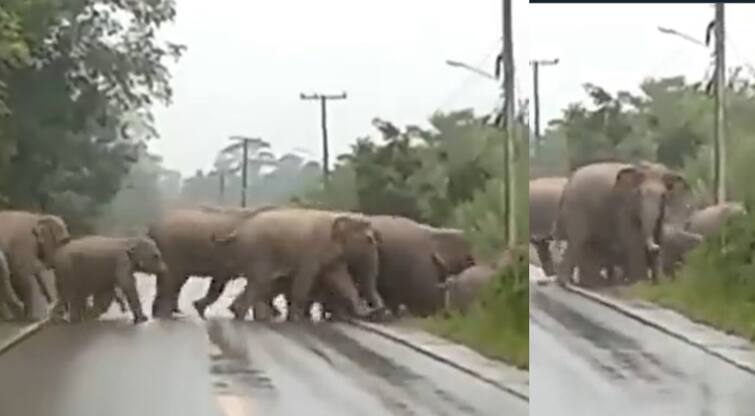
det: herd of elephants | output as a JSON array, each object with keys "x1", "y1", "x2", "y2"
[
  {"x1": 530, "y1": 160, "x2": 746, "y2": 286},
  {"x1": 0, "y1": 205, "x2": 496, "y2": 325}
]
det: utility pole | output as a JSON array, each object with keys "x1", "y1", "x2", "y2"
[
  {"x1": 300, "y1": 92, "x2": 347, "y2": 185},
  {"x1": 713, "y1": 4, "x2": 726, "y2": 203},
  {"x1": 530, "y1": 58, "x2": 559, "y2": 155},
  {"x1": 218, "y1": 171, "x2": 225, "y2": 204},
  {"x1": 501, "y1": 0, "x2": 517, "y2": 247},
  {"x1": 228, "y1": 135, "x2": 261, "y2": 208}
]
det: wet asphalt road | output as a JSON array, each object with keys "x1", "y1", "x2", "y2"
[
  {"x1": 529, "y1": 276, "x2": 755, "y2": 416},
  {"x1": 0, "y1": 276, "x2": 525, "y2": 416}
]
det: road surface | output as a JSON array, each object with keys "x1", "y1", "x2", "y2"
[
  {"x1": 0, "y1": 276, "x2": 525, "y2": 416},
  {"x1": 530, "y1": 269, "x2": 755, "y2": 416}
]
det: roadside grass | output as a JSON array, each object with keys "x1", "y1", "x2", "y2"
[
  {"x1": 416, "y1": 253, "x2": 529, "y2": 369},
  {"x1": 629, "y1": 212, "x2": 755, "y2": 342}
]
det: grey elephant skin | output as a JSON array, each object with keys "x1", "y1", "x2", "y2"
[
  {"x1": 369, "y1": 215, "x2": 475, "y2": 318},
  {"x1": 0, "y1": 248, "x2": 22, "y2": 320},
  {"x1": 52, "y1": 236, "x2": 168, "y2": 324},
  {"x1": 215, "y1": 208, "x2": 383, "y2": 321},
  {"x1": 555, "y1": 162, "x2": 689, "y2": 287},
  {"x1": 529, "y1": 176, "x2": 568, "y2": 276},
  {"x1": 660, "y1": 225, "x2": 703, "y2": 277},
  {"x1": 0, "y1": 210, "x2": 70, "y2": 320},
  {"x1": 659, "y1": 202, "x2": 746, "y2": 276},
  {"x1": 147, "y1": 206, "x2": 272, "y2": 318},
  {"x1": 439, "y1": 264, "x2": 496, "y2": 314},
  {"x1": 686, "y1": 202, "x2": 746, "y2": 237}
]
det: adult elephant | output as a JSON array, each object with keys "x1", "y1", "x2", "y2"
[
  {"x1": 555, "y1": 162, "x2": 689, "y2": 287},
  {"x1": 368, "y1": 215, "x2": 475, "y2": 318},
  {"x1": 529, "y1": 177, "x2": 568, "y2": 276},
  {"x1": 51, "y1": 236, "x2": 168, "y2": 324},
  {"x1": 147, "y1": 206, "x2": 274, "y2": 318},
  {"x1": 215, "y1": 208, "x2": 384, "y2": 321},
  {"x1": 0, "y1": 211, "x2": 70, "y2": 320}
]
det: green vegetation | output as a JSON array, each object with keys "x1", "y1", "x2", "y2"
[
  {"x1": 0, "y1": 0, "x2": 184, "y2": 233},
  {"x1": 530, "y1": 70, "x2": 755, "y2": 341}
]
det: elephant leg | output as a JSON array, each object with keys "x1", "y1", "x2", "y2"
[
  {"x1": 230, "y1": 259, "x2": 279, "y2": 321},
  {"x1": 534, "y1": 240, "x2": 556, "y2": 276},
  {"x1": 69, "y1": 295, "x2": 86, "y2": 323},
  {"x1": 33, "y1": 271, "x2": 53, "y2": 305},
  {"x1": 13, "y1": 273, "x2": 37, "y2": 321},
  {"x1": 320, "y1": 264, "x2": 371, "y2": 319},
  {"x1": 0, "y1": 253, "x2": 23, "y2": 319},
  {"x1": 576, "y1": 245, "x2": 602, "y2": 288},
  {"x1": 90, "y1": 288, "x2": 117, "y2": 319},
  {"x1": 556, "y1": 242, "x2": 577, "y2": 286},
  {"x1": 115, "y1": 267, "x2": 147, "y2": 325},
  {"x1": 193, "y1": 276, "x2": 231, "y2": 319},
  {"x1": 153, "y1": 270, "x2": 185, "y2": 318},
  {"x1": 252, "y1": 301, "x2": 275, "y2": 321}
]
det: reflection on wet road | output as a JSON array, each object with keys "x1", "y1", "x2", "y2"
[
  {"x1": 529, "y1": 278, "x2": 755, "y2": 416},
  {"x1": 0, "y1": 276, "x2": 525, "y2": 416}
]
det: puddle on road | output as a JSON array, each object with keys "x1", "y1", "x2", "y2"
[{"x1": 533, "y1": 289, "x2": 686, "y2": 385}]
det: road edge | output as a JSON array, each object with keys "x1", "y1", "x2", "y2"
[
  {"x1": 0, "y1": 318, "x2": 50, "y2": 355},
  {"x1": 347, "y1": 318, "x2": 529, "y2": 402},
  {"x1": 560, "y1": 280, "x2": 755, "y2": 376}
]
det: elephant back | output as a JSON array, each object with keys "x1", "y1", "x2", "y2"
[{"x1": 529, "y1": 177, "x2": 568, "y2": 241}]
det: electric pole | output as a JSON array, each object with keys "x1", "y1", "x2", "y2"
[
  {"x1": 228, "y1": 135, "x2": 261, "y2": 208},
  {"x1": 501, "y1": 0, "x2": 517, "y2": 247},
  {"x1": 530, "y1": 58, "x2": 559, "y2": 156},
  {"x1": 300, "y1": 92, "x2": 347, "y2": 185},
  {"x1": 713, "y1": 4, "x2": 726, "y2": 203}
]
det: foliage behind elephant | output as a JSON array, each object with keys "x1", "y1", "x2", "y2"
[
  {"x1": 0, "y1": 211, "x2": 70, "y2": 320},
  {"x1": 368, "y1": 215, "x2": 475, "y2": 317},
  {"x1": 215, "y1": 208, "x2": 383, "y2": 321},
  {"x1": 147, "y1": 206, "x2": 274, "y2": 318},
  {"x1": 555, "y1": 162, "x2": 689, "y2": 287},
  {"x1": 52, "y1": 236, "x2": 168, "y2": 324},
  {"x1": 529, "y1": 176, "x2": 568, "y2": 276}
]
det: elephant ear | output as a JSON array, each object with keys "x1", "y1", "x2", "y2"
[
  {"x1": 125, "y1": 239, "x2": 148, "y2": 270},
  {"x1": 35, "y1": 215, "x2": 71, "y2": 245},
  {"x1": 661, "y1": 172, "x2": 690, "y2": 193},
  {"x1": 331, "y1": 215, "x2": 370, "y2": 243},
  {"x1": 614, "y1": 166, "x2": 645, "y2": 192}
]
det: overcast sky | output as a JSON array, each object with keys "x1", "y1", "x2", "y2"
[
  {"x1": 151, "y1": 0, "x2": 527, "y2": 176},
  {"x1": 526, "y1": 4, "x2": 755, "y2": 133}
]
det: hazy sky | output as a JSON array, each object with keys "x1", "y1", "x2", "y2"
[
  {"x1": 151, "y1": 0, "x2": 527, "y2": 176},
  {"x1": 526, "y1": 4, "x2": 755, "y2": 133}
]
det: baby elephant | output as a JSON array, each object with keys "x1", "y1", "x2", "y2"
[{"x1": 52, "y1": 236, "x2": 168, "y2": 324}]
